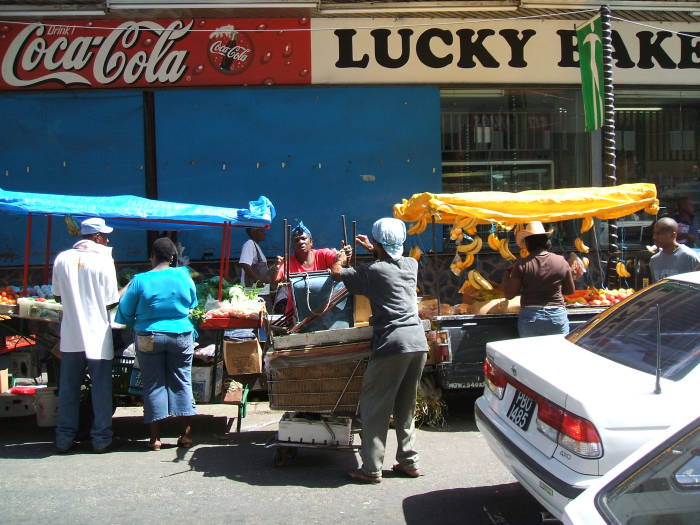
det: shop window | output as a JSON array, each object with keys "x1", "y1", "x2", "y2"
[
  {"x1": 615, "y1": 89, "x2": 700, "y2": 218},
  {"x1": 440, "y1": 88, "x2": 591, "y2": 249}
]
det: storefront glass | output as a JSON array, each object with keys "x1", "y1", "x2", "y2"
[
  {"x1": 615, "y1": 89, "x2": 700, "y2": 218},
  {"x1": 440, "y1": 88, "x2": 591, "y2": 194}
]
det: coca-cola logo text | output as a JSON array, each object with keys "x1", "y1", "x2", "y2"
[
  {"x1": 1, "y1": 20, "x2": 192, "y2": 87},
  {"x1": 209, "y1": 40, "x2": 251, "y2": 62}
]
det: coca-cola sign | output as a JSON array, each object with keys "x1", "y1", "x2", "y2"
[{"x1": 0, "y1": 18, "x2": 311, "y2": 90}]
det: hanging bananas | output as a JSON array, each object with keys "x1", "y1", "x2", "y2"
[
  {"x1": 487, "y1": 232, "x2": 501, "y2": 251},
  {"x1": 409, "y1": 245, "x2": 423, "y2": 261},
  {"x1": 574, "y1": 237, "x2": 590, "y2": 254},
  {"x1": 457, "y1": 235, "x2": 483, "y2": 255},
  {"x1": 468, "y1": 269, "x2": 494, "y2": 291},
  {"x1": 616, "y1": 261, "x2": 632, "y2": 278},
  {"x1": 580, "y1": 217, "x2": 594, "y2": 233},
  {"x1": 449, "y1": 253, "x2": 475, "y2": 276},
  {"x1": 498, "y1": 238, "x2": 517, "y2": 261}
]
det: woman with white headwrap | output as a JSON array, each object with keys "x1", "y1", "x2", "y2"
[{"x1": 332, "y1": 217, "x2": 428, "y2": 483}]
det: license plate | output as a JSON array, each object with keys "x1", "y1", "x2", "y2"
[{"x1": 507, "y1": 389, "x2": 535, "y2": 431}]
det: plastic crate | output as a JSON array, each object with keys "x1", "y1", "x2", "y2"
[{"x1": 112, "y1": 355, "x2": 135, "y2": 395}]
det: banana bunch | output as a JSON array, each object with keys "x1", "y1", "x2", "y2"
[
  {"x1": 487, "y1": 232, "x2": 500, "y2": 251},
  {"x1": 616, "y1": 261, "x2": 631, "y2": 278},
  {"x1": 457, "y1": 235, "x2": 483, "y2": 255},
  {"x1": 574, "y1": 237, "x2": 590, "y2": 254},
  {"x1": 409, "y1": 245, "x2": 423, "y2": 261},
  {"x1": 64, "y1": 215, "x2": 81, "y2": 236},
  {"x1": 468, "y1": 269, "x2": 493, "y2": 291},
  {"x1": 450, "y1": 217, "x2": 478, "y2": 240},
  {"x1": 498, "y1": 238, "x2": 517, "y2": 261},
  {"x1": 450, "y1": 253, "x2": 475, "y2": 275},
  {"x1": 580, "y1": 217, "x2": 594, "y2": 233}
]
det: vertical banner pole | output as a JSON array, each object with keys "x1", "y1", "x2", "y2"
[
  {"x1": 22, "y1": 213, "x2": 33, "y2": 297},
  {"x1": 432, "y1": 216, "x2": 441, "y2": 317},
  {"x1": 44, "y1": 215, "x2": 53, "y2": 284},
  {"x1": 600, "y1": 6, "x2": 620, "y2": 289}
]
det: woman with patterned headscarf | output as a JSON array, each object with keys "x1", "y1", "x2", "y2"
[{"x1": 331, "y1": 218, "x2": 428, "y2": 484}]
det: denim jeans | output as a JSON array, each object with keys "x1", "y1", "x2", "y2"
[
  {"x1": 518, "y1": 305, "x2": 570, "y2": 338},
  {"x1": 136, "y1": 331, "x2": 197, "y2": 423},
  {"x1": 56, "y1": 352, "x2": 113, "y2": 450}
]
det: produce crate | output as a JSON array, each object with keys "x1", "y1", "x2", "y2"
[
  {"x1": 266, "y1": 344, "x2": 370, "y2": 416},
  {"x1": 112, "y1": 356, "x2": 137, "y2": 395}
]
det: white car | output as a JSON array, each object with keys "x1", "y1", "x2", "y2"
[
  {"x1": 475, "y1": 271, "x2": 700, "y2": 519},
  {"x1": 563, "y1": 409, "x2": 700, "y2": 524}
]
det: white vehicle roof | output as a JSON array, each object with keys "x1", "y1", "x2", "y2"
[{"x1": 669, "y1": 270, "x2": 700, "y2": 284}]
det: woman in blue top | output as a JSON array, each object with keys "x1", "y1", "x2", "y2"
[{"x1": 116, "y1": 237, "x2": 198, "y2": 451}]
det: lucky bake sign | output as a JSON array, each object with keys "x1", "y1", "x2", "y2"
[{"x1": 0, "y1": 18, "x2": 312, "y2": 89}]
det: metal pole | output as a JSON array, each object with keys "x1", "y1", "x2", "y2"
[
  {"x1": 351, "y1": 220, "x2": 357, "y2": 267},
  {"x1": 600, "y1": 5, "x2": 620, "y2": 290},
  {"x1": 22, "y1": 213, "x2": 32, "y2": 297},
  {"x1": 432, "y1": 216, "x2": 441, "y2": 316},
  {"x1": 44, "y1": 215, "x2": 52, "y2": 284}
]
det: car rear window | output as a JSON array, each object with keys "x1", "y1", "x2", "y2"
[{"x1": 569, "y1": 281, "x2": 700, "y2": 381}]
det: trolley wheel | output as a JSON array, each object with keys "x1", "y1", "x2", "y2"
[{"x1": 273, "y1": 446, "x2": 299, "y2": 466}]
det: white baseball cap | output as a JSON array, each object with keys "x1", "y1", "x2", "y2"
[{"x1": 80, "y1": 217, "x2": 114, "y2": 235}]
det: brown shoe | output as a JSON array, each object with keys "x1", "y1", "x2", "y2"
[
  {"x1": 348, "y1": 468, "x2": 381, "y2": 484},
  {"x1": 392, "y1": 464, "x2": 422, "y2": 478}
]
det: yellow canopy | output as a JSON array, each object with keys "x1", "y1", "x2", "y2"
[{"x1": 393, "y1": 183, "x2": 659, "y2": 235}]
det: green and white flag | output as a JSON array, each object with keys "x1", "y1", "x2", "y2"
[{"x1": 577, "y1": 15, "x2": 604, "y2": 131}]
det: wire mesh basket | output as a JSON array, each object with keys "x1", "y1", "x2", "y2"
[{"x1": 266, "y1": 347, "x2": 369, "y2": 416}]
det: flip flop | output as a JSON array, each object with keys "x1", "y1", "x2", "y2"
[
  {"x1": 392, "y1": 464, "x2": 422, "y2": 478},
  {"x1": 348, "y1": 468, "x2": 381, "y2": 484},
  {"x1": 177, "y1": 436, "x2": 193, "y2": 448}
]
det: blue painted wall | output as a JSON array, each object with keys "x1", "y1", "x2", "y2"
[
  {"x1": 155, "y1": 86, "x2": 442, "y2": 261},
  {"x1": 0, "y1": 91, "x2": 146, "y2": 266},
  {"x1": 0, "y1": 85, "x2": 442, "y2": 271}
]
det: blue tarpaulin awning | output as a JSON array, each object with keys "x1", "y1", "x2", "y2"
[{"x1": 0, "y1": 188, "x2": 275, "y2": 230}]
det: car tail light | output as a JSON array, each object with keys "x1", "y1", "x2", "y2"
[
  {"x1": 535, "y1": 397, "x2": 602, "y2": 458},
  {"x1": 484, "y1": 357, "x2": 507, "y2": 399}
]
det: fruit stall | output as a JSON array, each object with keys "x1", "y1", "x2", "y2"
[
  {"x1": 0, "y1": 188, "x2": 274, "y2": 413},
  {"x1": 393, "y1": 183, "x2": 659, "y2": 391}
]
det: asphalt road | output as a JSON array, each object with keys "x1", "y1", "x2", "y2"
[{"x1": 0, "y1": 393, "x2": 555, "y2": 525}]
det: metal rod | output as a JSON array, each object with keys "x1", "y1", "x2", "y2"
[
  {"x1": 600, "y1": 6, "x2": 620, "y2": 290},
  {"x1": 284, "y1": 221, "x2": 291, "y2": 281},
  {"x1": 351, "y1": 220, "x2": 357, "y2": 267},
  {"x1": 22, "y1": 213, "x2": 32, "y2": 297},
  {"x1": 654, "y1": 304, "x2": 662, "y2": 395},
  {"x1": 432, "y1": 215, "x2": 441, "y2": 316},
  {"x1": 217, "y1": 223, "x2": 226, "y2": 301},
  {"x1": 44, "y1": 214, "x2": 52, "y2": 284},
  {"x1": 341, "y1": 215, "x2": 348, "y2": 247}
]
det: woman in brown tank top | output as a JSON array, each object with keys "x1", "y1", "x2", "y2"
[{"x1": 504, "y1": 222, "x2": 575, "y2": 337}]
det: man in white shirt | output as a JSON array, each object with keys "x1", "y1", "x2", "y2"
[
  {"x1": 52, "y1": 217, "x2": 120, "y2": 453},
  {"x1": 239, "y1": 227, "x2": 271, "y2": 295}
]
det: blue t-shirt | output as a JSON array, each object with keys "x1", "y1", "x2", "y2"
[{"x1": 115, "y1": 266, "x2": 197, "y2": 333}]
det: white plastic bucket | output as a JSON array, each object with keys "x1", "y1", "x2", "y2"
[{"x1": 35, "y1": 387, "x2": 58, "y2": 427}]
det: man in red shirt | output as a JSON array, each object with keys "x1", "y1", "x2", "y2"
[{"x1": 271, "y1": 222, "x2": 351, "y2": 316}]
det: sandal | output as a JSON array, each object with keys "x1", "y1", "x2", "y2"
[
  {"x1": 392, "y1": 464, "x2": 422, "y2": 478},
  {"x1": 348, "y1": 468, "x2": 381, "y2": 484},
  {"x1": 177, "y1": 436, "x2": 193, "y2": 448},
  {"x1": 147, "y1": 441, "x2": 161, "y2": 451}
]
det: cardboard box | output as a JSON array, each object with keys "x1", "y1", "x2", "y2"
[
  {"x1": 191, "y1": 361, "x2": 224, "y2": 403},
  {"x1": 278, "y1": 414, "x2": 352, "y2": 446},
  {"x1": 224, "y1": 339, "x2": 262, "y2": 375},
  {"x1": 353, "y1": 294, "x2": 371, "y2": 327}
]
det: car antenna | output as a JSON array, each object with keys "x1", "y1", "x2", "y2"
[{"x1": 654, "y1": 304, "x2": 662, "y2": 395}]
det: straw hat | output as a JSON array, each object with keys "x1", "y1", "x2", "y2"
[{"x1": 515, "y1": 221, "x2": 554, "y2": 248}]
